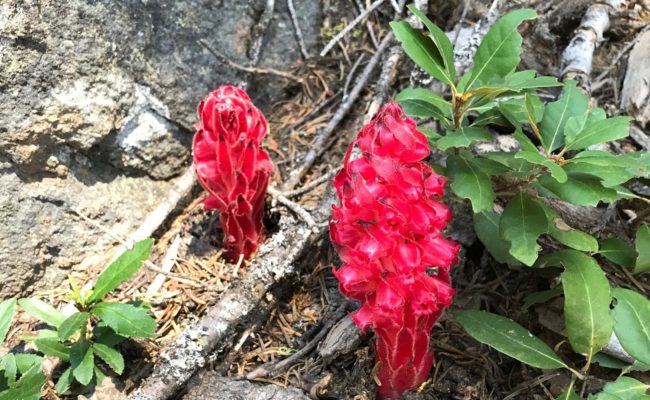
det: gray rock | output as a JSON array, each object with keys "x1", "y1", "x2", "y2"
[
  {"x1": 183, "y1": 372, "x2": 310, "y2": 400},
  {"x1": 0, "y1": 0, "x2": 323, "y2": 297}
]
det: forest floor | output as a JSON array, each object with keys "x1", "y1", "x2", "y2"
[{"x1": 7, "y1": 0, "x2": 650, "y2": 399}]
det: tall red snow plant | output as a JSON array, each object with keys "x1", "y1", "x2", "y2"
[
  {"x1": 330, "y1": 103, "x2": 459, "y2": 399},
  {"x1": 192, "y1": 86, "x2": 273, "y2": 262}
]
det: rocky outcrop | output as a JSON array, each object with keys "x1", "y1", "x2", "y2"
[{"x1": 0, "y1": 0, "x2": 322, "y2": 297}]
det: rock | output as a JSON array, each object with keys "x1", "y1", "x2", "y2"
[
  {"x1": 183, "y1": 372, "x2": 311, "y2": 400},
  {"x1": 0, "y1": 0, "x2": 323, "y2": 297},
  {"x1": 318, "y1": 315, "x2": 363, "y2": 363},
  {"x1": 622, "y1": 30, "x2": 650, "y2": 127}
]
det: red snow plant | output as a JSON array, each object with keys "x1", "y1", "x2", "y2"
[
  {"x1": 193, "y1": 86, "x2": 273, "y2": 261},
  {"x1": 330, "y1": 103, "x2": 459, "y2": 399}
]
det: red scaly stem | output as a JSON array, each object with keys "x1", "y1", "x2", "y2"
[
  {"x1": 330, "y1": 103, "x2": 459, "y2": 399},
  {"x1": 192, "y1": 86, "x2": 273, "y2": 261}
]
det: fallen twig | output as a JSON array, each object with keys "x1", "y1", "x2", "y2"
[
  {"x1": 284, "y1": 32, "x2": 394, "y2": 190},
  {"x1": 353, "y1": 0, "x2": 380, "y2": 49},
  {"x1": 249, "y1": 0, "x2": 276, "y2": 65},
  {"x1": 199, "y1": 39, "x2": 303, "y2": 83},
  {"x1": 281, "y1": 168, "x2": 341, "y2": 198},
  {"x1": 146, "y1": 235, "x2": 182, "y2": 295},
  {"x1": 268, "y1": 187, "x2": 318, "y2": 228},
  {"x1": 320, "y1": 0, "x2": 387, "y2": 57},
  {"x1": 244, "y1": 302, "x2": 349, "y2": 380},
  {"x1": 561, "y1": 0, "x2": 626, "y2": 91},
  {"x1": 287, "y1": 0, "x2": 309, "y2": 59}
]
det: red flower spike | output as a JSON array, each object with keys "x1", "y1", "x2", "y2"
[
  {"x1": 330, "y1": 103, "x2": 459, "y2": 399},
  {"x1": 193, "y1": 86, "x2": 273, "y2": 261}
]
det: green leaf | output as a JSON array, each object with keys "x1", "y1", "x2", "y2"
[
  {"x1": 407, "y1": 5, "x2": 456, "y2": 83},
  {"x1": 474, "y1": 211, "x2": 520, "y2": 265},
  {"x1": 592, "y1": 352, "x2": 632, "y2": 370},
  {"x1": 390, "y1": 21, "x2": 454, "y2": 86},
  {"x1": 0, "y1": 299, "x2": 16, "y2": 344},
  {"x1": 18, "y1": 298, "x2": 65, "y2": 328},
  {"x1": 500, "y1": 193, "x2": 548, "y2": 266},
  {"x1": 501, "y1": 70, "x2": 561, "y2": 91},
  {"x1": 570, "y1": 151, "x2": 647, "y2": 172},
  {"x1": 0, "y1": 363, "x2": 45, "y2": 400},
  {"x1": 523, "y1": 286, "x2": 563, "y2": 309},
  {"x1": 514, "y1": 129, "x2": 567, "y2": 182},
  {"x1": 92, "y1": 342, "x2": 124, "y2": 374},
  {"x1": 1, "y1": 354, "x2": 16, "y2": 387},
  {"x1": 455, "y1": 310, "x2": 567, "y2": 369},
  {"x1": 437, "y1": 127, "x2": 492, "y2": 150},
  {"x1": 34, "y1": 338, "x2": 70, "y2": 361},
  {"x1": 462, "y1": 9, "x2": 537, "y2": 90},
  {"x1": 597, "y1": 376, "x2": 650, "y2": 400},
  {"x1": 447, "y1": 151, "x2": 496, "y2": 213},
  {"x1": 70, "y1": 341, "x2": 94, "y2": 386},
  {"x1": 536, "y1": 200, "x2": 598, "y2": 252},
  {"x1": 562, "y1": 163, "x2": 635, "y2": 188},
  {"x1": 557, "y1": 388, "x2": 581, "y2": 400},
  {"x1": 560, "y1": 250, "x2": 614, "y2": 360},
  {"x1": 540, "y1": 80, "x2": 589, "y2": 152},
  {"x1": 564, "y1": 116, "x2": 632, "y2": 151},
  {"x1": 395, "y1": 88, "x2": 452, "y2": 125},
  {"x1": 93, "y1": 326, "x2": 127, "y2": 347},
  {"x1": 13, "y1": 355, "x2": 42, "y2": 375},
  {"x1": 87, "y1": 239, "x2": 153, "y2": 304},
  {"x1": 612, "y1": 288, "x2": 650, "y2": 365},
  {"x1": 90, "y1": 302, "x2": 156, "y2": 338},
  {"x1": 57, "y1": 312, "x2": 89, "y2": 342},
  {"x1": 600, "y1": 238, "x2": 636, "y2": 268},
  {"x1": 55, "y1": 367, "x2": 73, "y2": 395},
  {"x1": 498, "y1": 95, "x2": 544, "y2": 128},
  {"x1": 481, "y1": 152, "x2": 539, "y2": 178},
  {"x1": 634, "y1": 224, "x2": 650, "y2": 273},
  {"x1": 538, "y1": 173, "x2": 617, "y2": 206}
]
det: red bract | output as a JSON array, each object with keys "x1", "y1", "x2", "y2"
[
  {"x1": 193, "y1": 86, "x2": 273, "y2": 261},
  {"x1": 330, "y1": 103, "x2": 459, "y2": 399}
]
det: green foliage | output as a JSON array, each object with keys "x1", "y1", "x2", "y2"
[
  {"x1": 394, "y1": 6, "x2": 649, "y2": 399},
  {"x1": 5, "y1": 239, "x2": 157, "y2": 398}
]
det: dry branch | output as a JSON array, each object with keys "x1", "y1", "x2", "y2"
[
  {"x1": 561, "y1": 0, "x2": 626, "y2": 90},
  {"x1": 319, "y1": 0, "x2": 387, "y2": 57}
]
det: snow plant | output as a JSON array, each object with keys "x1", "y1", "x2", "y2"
[
  {"x1": 330, "y1": 103, "x2": 459, "y2": 399},
  {"x1": 193, "y1": 86, "x2": 274, "y2": 261}
]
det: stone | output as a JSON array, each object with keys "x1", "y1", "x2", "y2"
[
  {"x1": 0, "y1": 0, "x2": 323, "y2": 297},
  {"x1": 622, "y1": 30, "x2": 650, "y2": 127}
]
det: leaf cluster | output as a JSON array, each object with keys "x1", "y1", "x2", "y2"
[
  {"x1": 393, "y1": 6, "x2": 650, "y2": 399},
  {"x1": 0, "y1": 239, "x2": 156, "y2": 399}
]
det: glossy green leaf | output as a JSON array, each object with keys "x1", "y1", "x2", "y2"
[
  {"x1": 514, "y1": 129, "x2": 567, "y2": 182},
  {"x1": 592, "y1": 352, "x2": 632, "y2": 370},
  {"x1": 538, "y1": 173, "x2": 617, "y2": 206},
  {"x1": 55, "y1": 367, "x2": 73, "y2": 395},
  {"x1": 500, "y1": 193, "x2": 548, "y2": 266},
  {"x1": 562, "y1": 163, "x2": 635, "y2": 188},
  {"x1": 57, "y1": 312, "x2": 89, "y2": 342},
  {"x1": 635, "y1": 224, "x2": 650, "y2": 273},
  {"x1": 0, "y1": 299, "x2": 16, "y2": 344},
  {"x1": 612, "y1": 288, "x2": 650, "y2": 365},
  {"x1": 90, "y1": 302, "x2": 156, "y2": 338},
  {"x1": 540, "y1": 80, "x2": 589, "y2": 152},
  {"x1": 481, "y1": 152, "x2": 539, "y2": 178},
  {"x1": 600, "y1": 238, "x2": 636, "y2": 268},
  {"x1": 407, "y1": 5, "x2": 456, "y2": 83},
  {"x1": 447, "y1": 151, "x2": 495, "y2": 213},
  {"x1": 18, "y1": 298, "x2": 65, "y2": 328},
  {"x1": 523, "y1": 286, "x2": 563, "y2": 309},
  {"x1": 597, "y1": 376, "x2": 650, "y2": 400},
  {"x1": 560, "y1": 250, "x2": 614, "y2": 360},
  {"x1": 501, "y1": 70, "x2": 561, "y2": 91},
  {"x1": 417, "y1": 126, "x2": 442, "y2": 142},
  {"x1": 0, "y1": 363, "x2": 45, "y2": 400},
  {"x1": 70, "y1": 341, "x2": 94, "y2": 386},
  {"x1": 395, "y1": 88, "x2": 452, "y2": 123},
  {"x1": 564, "y1": 116, "x2": 632, "y2": 151},
  {"x1": 92, "y1": 342, "x2": 124, "y2": 374},
  {"x1": 557, "y1": 388, "x2": 581, "y2": 400},
  {"x1": 474, "y1": 211, "x2": 520, "y2": 265},
  {"x1": 536, "y1": 200, "x2": 598, "y2": 252},
  {"x1": 497, "y1": 95, "x2": 544, "y2": 128},
  {"x1": 87, "y1": 239, "x2": 153, "y2": 304},
  {"x1": 13, "y1": 355, "x2": 42, "y2": 375},
  {"x1": 456, "y1": 310, "x2": 566, "y2": 369},
  {"x1": 437, "y1": 127, "x2": 492, "y2": 150},
  {"x1": 462, "y1": 9, "x2": 537, "y2": 90},
  {"x1": 390, "y1": 21, "x2": 454, "y2": 86},
  {"x1": 34, "y1": 338, "x2": 70, "y2": 361}
]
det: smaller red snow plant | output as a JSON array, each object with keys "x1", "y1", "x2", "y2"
[
  {"x1": 192, "y1": 86, "x2": 273, "y2": 261},
  {"x1": 330, "y1": 103, "x2": 459, "y2": 399}
]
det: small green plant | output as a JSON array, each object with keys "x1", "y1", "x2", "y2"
[
  {"x1": 391, "y1": 5, "x2": 650, "y2": 399},
  {"x1": 0, "y1": 299, "x2": 45, "y2": 400},
  {"x1": 19, "y1": 239, "x2": 156, "y2": 395}
]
